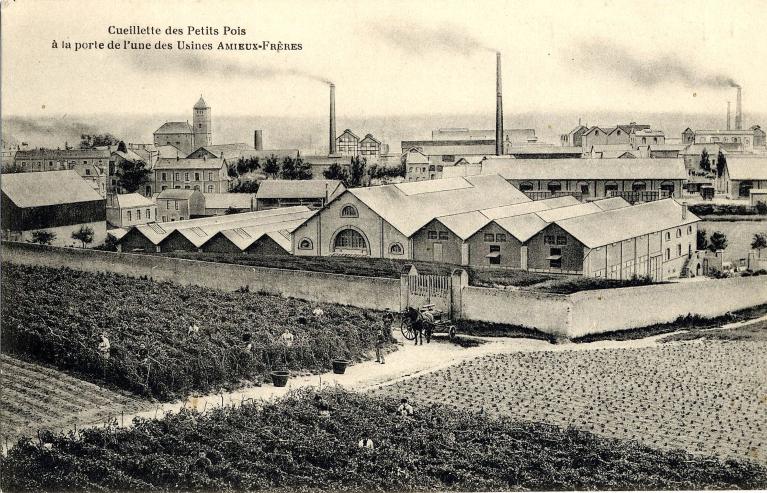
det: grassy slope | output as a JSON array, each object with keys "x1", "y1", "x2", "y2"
[{"x1": 1, "y1": 389, "x2": 765, "y2": 492}]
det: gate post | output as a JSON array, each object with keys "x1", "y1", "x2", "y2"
[
  {"x1": 450, "y1": 268, "x2": 469, "y2": 320},
  {"x1": 400, "y1": 265, "x2": 417, "y2": 313}
]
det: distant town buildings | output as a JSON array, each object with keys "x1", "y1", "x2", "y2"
[
  {"x1": 1, "y1": 170, "x2": 107, "y2": 246},
  {"x1": 153, "y1": 156, "x2": 230, "y2": 193},
  {"x1": 106, "y1": 193, "x2": 157, "y2": 228},
  {"x1": 13, "y1": 148, "x2": 111, "y2": 197},
  {"x1": 152, "y1": 96, "x2": 212, "y2": 156},
  {"x1": 682, "y1": 128, "x2": 756, "y2": 153}
]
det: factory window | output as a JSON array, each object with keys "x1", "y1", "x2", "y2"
[
  {"x1": 660, "y1": 181, "x2": 675, "y2": 195},
  {"x1": 642, "y1": 137, "x2": 647, "y2": 144},
  {"x1": 483, "y1": 233, "x2": 495, "y2": 242},
  {"x1": 334, "y1": 229, "x2": 367, "y2": 251},
  {"x1": 438, "y1": 231, "x2": 449, "y2": 240},
  {"x1": 127, "y1": 211, "x2": 132, "y2": 221},
  {"x1": 146, "y1": 209, "x2": 151, "y2": 220},
  {"x1": 83, "y1": 160, "x2": 87, "y2": 164},
  {"x1": 175, "y1": 173, "x2": 180, "y2": 180},
  {"x1": 676, "y1": 228, "x2": 682, "y2": 238},
  {"x1": 175, "y1": 201, "x2": 179, "y2": 210},
  {"x1": 340, "y1": 205, "x2": 358, "y2": 218},
  {"x1": 632, "y1": 181, "x2": 647, "y2": 192},
  {"x1": 665, "y1": 248, "x2": 670, "y2": 260},
  {"x1": 389, "y1": 243, "x2": 404, "y2": 255},
  {"x1": 653, "y1": 137, "x2": 658, "y2": 143},
  {"x1": 427, "y1": 231, "x2": 438, "y2": 240},
  {"x1": 195, "y1": 172, "x2": 200, "y2": 181},
  {"x1": 174, "y1": 186, "x2": 181, "y2": 189},
  {"x1": 208, "y1": 172, "x2": 213, "y2": 181},
  {"x1": 162, "y1": 216, "x2": 167, "y2": 222},
  {"x1": 488, "y1": 244, "x2": 501, "y2": 265},
  {"x1": 519, "y1": 182, "x2": 534, "y2": 192},
  {"x1": 137, "y1": 210, "x2": 141, "y2": 220},
  {"x1": 207, "y1": 185, "x2": 214, "y2": 192},
  {"x1": 495, "y1": 233, "x2": 507, "y2": 242},
  {"x1": 687, "y1": 226, "x2": 692, "y2": 235},
  {"x1": 556, "y1": 235, "x2": 568, "y2": 245},
  {"x1": 184, "y1": 186, "x2": 191, "y2": 189},
  {"x1": 604, "y1": 181, "x2": 618, "y2": 193},
  {"x1": 677, "y1": 244, "x2": 682, "y2": 257},
  {"x1": 298, "y1": 238, "x2": 313, "y2": 250},
  {"x1": 85, "y1": 168, "x2": 91, "y2": 175},
  {"x1": 161, "y1": 172, "x2": 167, "y2": 180},
  {"x1": 547, "y1": 181, "x2": 562, "y2": 193},
  {"x1": 665, "y1": 231, "x2": 671, "y2": 241},
  {"x1": 194, "y1": 185, "x2": 200, "y2": 191},
  {"x1": 185, "y1": 172, "x2": 190, "y2": 181},
  {"x1": 544, "y1": 235, "x2": 555, "y2": 245}
]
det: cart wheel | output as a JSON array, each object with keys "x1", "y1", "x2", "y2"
[
  {"x1": 448, "y1": 325, "x2": 457, "y2": 340},
  {"x1": 400, "y1": 318, "x2": 416, "y2": 341}
]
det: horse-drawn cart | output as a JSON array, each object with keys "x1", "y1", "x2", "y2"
[{"x1": 400, "y1": 304, "x2": 457, "y2": 342}]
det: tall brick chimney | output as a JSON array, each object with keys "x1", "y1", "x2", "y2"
[
  {"x1": 735, "y1": 86, "x2": 743, "y2": 130},
  {"x1": 495, "y1": 52, "x2": 504, "y2": 156},
  {"x1": 329, "y1": 83, "x2": 337, "y2": 156},
  {"x1": 254, "y1": 130, "x2": 263, "y2": 151}
]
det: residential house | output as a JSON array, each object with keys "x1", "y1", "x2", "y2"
[
  {"x1": 155, "y1": 189, "x2": 205, "y2": 222},
  {"x1": 153, "y1": 156, "x2": 230, "y2": 193},
  {"x1": 255, "y1": 179, "x2": 345, "y2": 210},
  {"x1": 1, "y1": 170, "x2": 106, "y2": 247},
  {"x1": 560, "y1": 125, "x2": 588, "y2": 147},
  {"x1": 106, "y1": 193, "x2": 157, "y2": 228}
]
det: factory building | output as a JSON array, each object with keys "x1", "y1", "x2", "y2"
[
  {"x1": 716, "y1": 156, "x2": 767, "y2": 198},
  {"x1": 291, "y1": 175, "x2": 530, "y2": 259}
]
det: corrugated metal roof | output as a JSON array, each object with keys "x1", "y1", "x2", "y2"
[
  {"x1": 218, "y1": 217, "x2": 310, "y2": 251},
  {"x1": 725, "y1": 156, "x2": 767, "y2": 180},
  {"x1": 1, "y1": 170, "x2": 103, "y2": 207},
  {"x1": 154, "y1": 122, "x2": 192, "y2": 135},
  {"x1": 557, "y1": 199, "x2": 700, "y2": 249},
  {"x1": 481, "y1": 157, "x2": 687, "y2": 180},
  {"x1": 256, "y1": 180, "x2": 345, "y2": 199},
  {"x1": 125, "y1": 206, "x2": 311, "y2": 245},
  {"x1": 348, "y1": 174, "x2": 529, "y2": 237}
]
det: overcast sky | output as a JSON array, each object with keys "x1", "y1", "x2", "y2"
[{"x1": 2, "y1": 0, "x2": 765, "y2": 119}]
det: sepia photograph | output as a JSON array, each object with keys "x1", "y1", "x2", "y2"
[{"x1": 1, "y1": 0, "x2": 767, "y2": 491}]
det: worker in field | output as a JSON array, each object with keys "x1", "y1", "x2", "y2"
[
  {"x1": 375, "y1": 313, "x2": 392, "y2": 364},
  {"x1": 187, "y1": 321, "x2": 200, "y2": 337},
  {"x1": 97, "y1": 333, "x2": 110, "y2": 359},
  {"x1": 397, "y1": 398, "x2": 414, "y2": 417},
  {"x1": 314, "y1": 394, "x2": 331, "y2": 417},
  {"x1": 357, "y1": 436, "x2": 374, "y2": 450}
]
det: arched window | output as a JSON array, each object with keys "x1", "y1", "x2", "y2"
[
  {"x1": 333, "y1": 229, "x2": 367, "y2": 253},
  {"x1": 547, "y1": 181, "x2": 562, "y2": 193},
  {"x1": 739, "y1": 181, "x2": 754, "y2": 198},
  {"x1": 519, "y1": 181, "x2": 534, "y2": 192},
  {"x1": 604, "y1": 181, "x2": 618, "y2": 195},
  {"x1": 660, "y1": 181, "x2": 675, "y2": 195},
  {"x1": 340, "y1": 205, "x2": 358, "y2": 218},
  {"x1": 389, "y1": 243, "x2": 404, "y2": 255},
  {"x1": 642, "y1": 137, "x2": 647, "y2": 144},
  {"x1": 632, "y1": 181, "x2": 647, "y2": 192},
  {"x1": 577, "y1": 181, "x2": 590, "y2": 195},
  {"x1": 298, "y1": 238, "x2": 313, "y2": 250}
]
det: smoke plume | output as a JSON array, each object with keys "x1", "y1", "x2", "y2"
[
  {"x1": 368, "y1": 21, "x2": 495, "y2": 56},
  {"x1": 127, "y1": 51, "x2": 332, "y2": 84},
  {"x1": 573, "y1": 39, "x2": 738, "y2": 88}
]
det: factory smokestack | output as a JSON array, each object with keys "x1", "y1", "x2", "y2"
[
  {"x1": 735, "y1": 86, "x2": 743, "y2": 130},
  {"x1": 329, "y1": 83, "x2": 337, "y2": 156},
  {"x1": 254, "y1": 130, "x2": 263, "y2": 151},
  {"x1": 495, "y1": 52, "x2": 503, "y2": 156},
  {"x1": 727, "y1": 102, "x2": 731, "y2": 131}
]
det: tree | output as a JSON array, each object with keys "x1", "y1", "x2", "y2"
[
  {"x1": 30, "y1": 230, "x2": 56, "y2": 245},
  {"x1": 756, "y1": 201, "x2": 767, "y2": 215},
  {"x1": 348, "y1": 156, "x2": 367, "y2": 187},
  {"x1": 71, "y1": 225, "x2": 95, "y2": 248},
  {"x1": 280, "y1": 156, "x2": 296, "y2": 179},
  {"x1": 80, "y1": 133, "x2": 120, "y2": 149},
  {"x1": 116, "y1": 158, "x2": 151, "y2": 193},
  {"x1": 224, "y1": 206, "x2": 240, "y2": 215},
  {"x1": 715, "y1": 150, "x2": 727, "y2": 178},
  {"x1": 708, "y1": 231, "x2": 728, "y2": 252},
  {"x1": 236, "y1": 156, "x2": 261, "y2": 176},
  {"x1": 230, "y1": 179, "x2": 259, "y2": 193},
  {"x1": 699, "y1": 148, "x2": 710, "y2": 172},
  {"x1": 752, "y1": 233, "x2": 767, "y2": 257},
  {"x1": 263, "y1": 155, "x2": 280, "y2": 179},
  {"x1": 323, "y1": 162, "x2": 349, "y2": 183},
  {"x1": 293, "y1": 157, "x2": 312, "y2": 180},
  {"x1": 696, "y1": 228, "x2": 708, "y2": 251}
]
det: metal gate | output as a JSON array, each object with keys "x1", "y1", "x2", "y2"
[{"x1": 404, "y1": 269, "x2": 452, "y2": 316}]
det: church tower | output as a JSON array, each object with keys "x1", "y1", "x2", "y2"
[{"x1": 192, "y1": 95, "x2": 212, "y2": 149}]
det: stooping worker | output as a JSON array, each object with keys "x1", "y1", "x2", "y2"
[
  {"x1": 314, "y1": 394, "x2": 331, "y2": 418},
  {"x1": 396, "y1": 398, "x2": 414, "y2": 417},
  {"x1": 357, "y1": 436, "x2": 374, "y2": 450},
  {"x1": 97, "y1": 332, "x2": 111, "y2": 359}
]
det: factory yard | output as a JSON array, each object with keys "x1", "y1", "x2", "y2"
[{"x1": 372, "y1": 323, "x2": 767, "y2": 465}]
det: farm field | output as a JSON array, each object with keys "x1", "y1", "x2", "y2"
[
  {"x1": 1, "y1": 263, "x2": 387, "y2": 401},
  {"x1": 373, "y1": 338, "x2": 767, "y2": 465},
  {"x1": 2, "y1": 389, "x2": 765, "y2": 492},
  {"x1": 0, "y1": 355, "x2": 150, "y2": 448}
]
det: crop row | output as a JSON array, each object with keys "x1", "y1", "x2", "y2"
[
  {"x1": 1, "y1": 263, "x2": 387, "y2": 401},
  {"x1": 1, "y1": 389, "x2": 765, "y2": 492}
]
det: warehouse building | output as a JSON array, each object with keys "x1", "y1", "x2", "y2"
[
  {"x1": 716, "y1": 155, "x2": 767, "y2": 198},
  {"x1": 1, "y1": 170, "x2": 107, "y2": 247},
  {"x1": 255, "y1": 180, "x2": 345, "y2": 210},
  {"x1": 291, "y1": 175, "x2": 530, "y2": 259},
  {"x1": 443, "y1": 157, "x2": 687, "y2": 202},
  {"x1": 118, "y1": 206, "x2": 313, "y2": 253}
]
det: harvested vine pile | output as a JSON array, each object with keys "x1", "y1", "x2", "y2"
[
  {"x1": 1, "y1": 389, "x2": 765, "y2": 492},
  {"x1": 1, "y1": 263, "x2": 385, "y2": 401}
]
